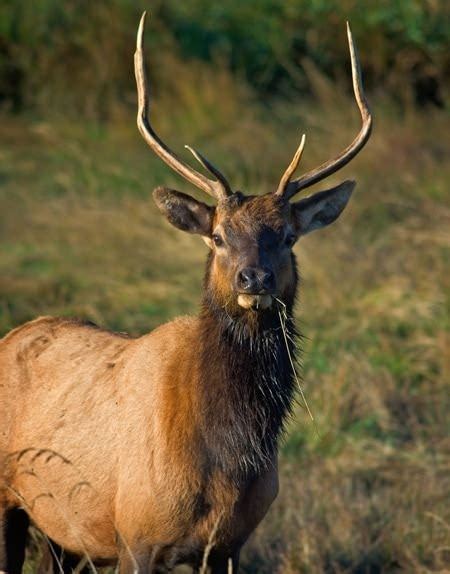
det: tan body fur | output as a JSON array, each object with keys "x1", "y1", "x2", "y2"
[{"x1": 0, "y1": 316, "x2": 277, "y2": 570}]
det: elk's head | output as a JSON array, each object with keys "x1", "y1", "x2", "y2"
[{"x1": 135, "y1": 13, "x2": 371, "y2": 316}]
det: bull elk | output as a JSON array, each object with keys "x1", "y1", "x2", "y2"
[{"x1": 0, "y1": 13, "x2": 371, "y2": 574}]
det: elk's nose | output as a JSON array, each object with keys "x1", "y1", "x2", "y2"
[
  {"x1": 236, "y1": 267, "x2": 275, "y2": 293},
  {"x1": 237, "y1": 268, "x2": 258, "y2": 292}
]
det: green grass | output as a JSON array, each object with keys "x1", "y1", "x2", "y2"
[{"x1": 1, "y1": 90, "x2": 449, "y2": 572}]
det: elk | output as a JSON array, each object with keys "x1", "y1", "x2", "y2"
[{"x1": 0, "y1": 13, "x2": 371, "y2": 574}]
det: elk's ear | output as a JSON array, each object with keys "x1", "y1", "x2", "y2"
[
  {"x1": 153, "y1": 187, "x2": 214, "y2": 236},
  {"x1": 292, "y1": 180, "x2": 355, "y2": 236}
]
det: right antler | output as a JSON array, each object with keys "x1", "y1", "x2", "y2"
[
  {"x1": 275, "y1": 23, "x2": 372, "y2": 201},
  {"x1": 134, "y1": 12, "x2": 232, "y2": 201}
]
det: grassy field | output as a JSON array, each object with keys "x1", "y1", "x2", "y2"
[{"x1": 1, "y1": 83, "x2": 449, "y2": 572}]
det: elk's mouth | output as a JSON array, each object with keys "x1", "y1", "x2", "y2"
[{"x1": 237, "y1": 294, "x2": 273, "y2": 311}]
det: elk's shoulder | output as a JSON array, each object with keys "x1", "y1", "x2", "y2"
[
  {"x1": 138, "y1": 315, "x2": 200, "y2": 363},
  {"x1": 145, "y1": 315, "x2": 199, "y2": 339}
]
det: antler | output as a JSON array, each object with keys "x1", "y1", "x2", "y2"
[
  {"x1": 134, "y1": 12, "x2": 232, "y2": 201},
  {"x1": 275, "y1": 23, "x2": 372, "y2": 201}
]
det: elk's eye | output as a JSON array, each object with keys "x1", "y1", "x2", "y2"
[
  {"x1": 285, "y1": 233, "x2": 296, "y2": 247},
  {"x1": 212, "y1": 234, "x2": 224, "y2": 247}
]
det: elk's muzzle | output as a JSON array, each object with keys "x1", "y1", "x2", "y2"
[{"x1": 236, "y1": 266, "x2": 275, "y2": 310}]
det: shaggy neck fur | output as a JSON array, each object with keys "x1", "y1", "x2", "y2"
[{"x1": 197, "y1": 275, "x2": 299, "y2": 482}]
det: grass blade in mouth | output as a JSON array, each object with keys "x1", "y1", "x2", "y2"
[{"x1": 275, "y1": 297, "x2": 317, "y2": 428}]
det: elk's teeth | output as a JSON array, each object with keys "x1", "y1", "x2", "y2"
[{"x1": 237, "y1": 294, "x2": 273, "y2": 310}]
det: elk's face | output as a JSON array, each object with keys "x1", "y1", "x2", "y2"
[
  {"x1": 204, "y1": 193, "x2": 296, "y2": 312},
  {"x1": 154, "y1": 181, "x2": 354, "y2": 314}
]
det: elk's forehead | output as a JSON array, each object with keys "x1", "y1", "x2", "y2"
[{"x1": 216, "y1": 194, "x2": 288, "y2": 235}]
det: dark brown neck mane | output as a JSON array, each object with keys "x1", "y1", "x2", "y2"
[{"x1": 197, "y1": 283, "x2": 299, "y2": 482}]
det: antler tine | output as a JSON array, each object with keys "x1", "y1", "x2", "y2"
[
  {"x1": 275, "y1": 134, "x2": 306, "y2": 197},
  {"x1": 134, "y1": 12, "x2": 231, "y2": 201},
  {"x1": 185, "y1": 146, "x2": 232, "y2": 196},
  {"x1": 280, "y1": 23, "x2": 372, "y2": 202}
]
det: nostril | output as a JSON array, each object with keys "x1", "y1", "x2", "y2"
[
  {"x1": 262, "y1": 269, "x2": 275, "y2": 291},
  {"x1": 237, "y1": 271, "x2": 247, "y2": 289},
  {"x1": 237, "y1": 268, "x2": 257, "y2": 292}
]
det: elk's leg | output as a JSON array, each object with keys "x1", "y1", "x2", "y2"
[
  {"x1": 0, "y1": 504, "x2": 7, "y2": 573},
  {"x1": 1, "y1": 508, "x2": 29, "y2": 574},
  {"x1": 207, "y1": 550, "x2": 240, "y2": 574}
]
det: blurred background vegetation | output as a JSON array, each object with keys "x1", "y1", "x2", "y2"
[
  {"x1": 1, "y1": 0, "x2": 449, "y2": 115},
  {"x1": 1, "y1": 1, "x2": 449, "y2": 573}
]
